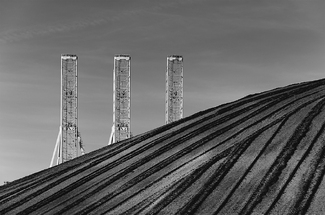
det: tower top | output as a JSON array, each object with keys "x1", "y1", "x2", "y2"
[
  {"x1": 114, "y1": 54, "x2": 130, "y2": 60},
  {"x1": 61, "y1": 54, "x2": 78, "y2": 60},
  {"x1": 167, "y1": 55, "x2": 183, "y2": 61}
]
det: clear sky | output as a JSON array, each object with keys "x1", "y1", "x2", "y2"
[{"x1": 0, "y1": 0, "x2": 324, "y2": 184}]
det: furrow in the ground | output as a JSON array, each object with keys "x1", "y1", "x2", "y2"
[
  {"x1": 290, "y1": 133, "x2": 325, "y2": 214},
  {"x1": 0, "y1": 100, "x2": 227, "y2": 213},
  {"x1": 175, "y1": 117, "x2": 285, "y2": 215},
  {"x1": 2, "y1": 83, "x2": 322, "y2": 215},
  {"x1": 119, "y1": 176, "x2": 187, "y2": 215},
  {"x1": 239, "y1": 97, "x2": 325, "y2": 215},
  {"x1": 44, "y1": 94, "x2": 284, "y2": 214},
  {"x1": 100, "y1": 146, "x2": 232, "y2": 214},
  {"x1": 142, "y1": 152, "x2": 228, "y2": 215},
  {"x1": 3, "y1": 80, "x2": 324, "y2": 214},
  {"x1": 263, "y1": 107, "x2": 325, "y2": 215},
  {"x1": 49, "y1": 89, "x2": 325, "y2": 214},
  {"x1": 212, "y1": 117, "x2": 288, "y2": 214},
  {"x1": 0, "y1": 77, "x2": 321, "y2": 205},
  {"x1": 171, "y1": 95, "x2": 325, "y2": 214},
  {"x1": 0, "y1": 101, "x2": 223, "y2": 203}
]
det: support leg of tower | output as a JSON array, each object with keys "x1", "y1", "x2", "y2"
[
  {"x1": 108, "y1": 124, "x2": 115, "y2": 145},
  {"x1": 50, "y1": 127, "x2": 61, "y2": 167},
  {"x1": 78, "y1": 131, "x2": 85, "y2": 155}
]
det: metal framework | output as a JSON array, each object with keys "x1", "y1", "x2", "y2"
[
  {"x1": 109, "y1": 55, "x2": 131, "y2": 144},
  {"x1": 165, "y1": 55, "x2": 183, "y2": 124},
  {"x1": 50, "y1": 54, "x2": 84, "y2": 167}
]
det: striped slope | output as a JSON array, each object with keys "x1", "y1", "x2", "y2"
[{"x1": 2, "y1": 79, "x2": 325, "y2": 215}]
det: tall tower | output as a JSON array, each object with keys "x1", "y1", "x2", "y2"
[
  {"x1": 165, "y1": 55, "x2": 184, "y2": 124},
  {"x1": 109, "y1": 55, "x2": 131, "y2": 144},
  {"x1": 50, "y1": 54, "x2": 84, "y2": 167}
]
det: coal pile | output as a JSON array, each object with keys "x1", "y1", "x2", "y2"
[{"x1": 2, "y1": 79, "x2": 325, "y2": 214}]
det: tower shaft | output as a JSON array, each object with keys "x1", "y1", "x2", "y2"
[
  {"x1": 50, "y1": 54, "x2": 84, "y2": 167},
  {"x1": 60, "y1": 54, "x2": 78, "y2": 162},
  {"x1": 165, "y1": 55, "x2": 183, "y2": 124},
  {"x1": 112, "y1": 55, "x2": 131, "y2": 143}
]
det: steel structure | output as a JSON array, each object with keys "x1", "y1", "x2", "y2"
[
  {"x1": 109, "y1": 55, "x2": 131, "y2": 144},
  {"x1": 50, "y1": 54, "x2": 84, "y2": 167},
  {"x1": 165, "y1": 55, "x2": 183, "y2": 124}
]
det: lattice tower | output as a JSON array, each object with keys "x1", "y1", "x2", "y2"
[
  {"x1": 50, "y1": 54, "x2": 84, "y2": 167},
  {"x1": 110, "y1": 55, "x2": 131, "y2": 144},
  {"x1": 165, "y1": 55, "x2": 183, "y2": 124}
]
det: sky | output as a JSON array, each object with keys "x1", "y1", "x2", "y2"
[{"x1": 0, "y1": 0, "x2": 324, "y2": 184}]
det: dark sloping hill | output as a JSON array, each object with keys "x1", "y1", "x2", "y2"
[{"x1": 2, "y1": 79, "x2": 325, "y2": 214}]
